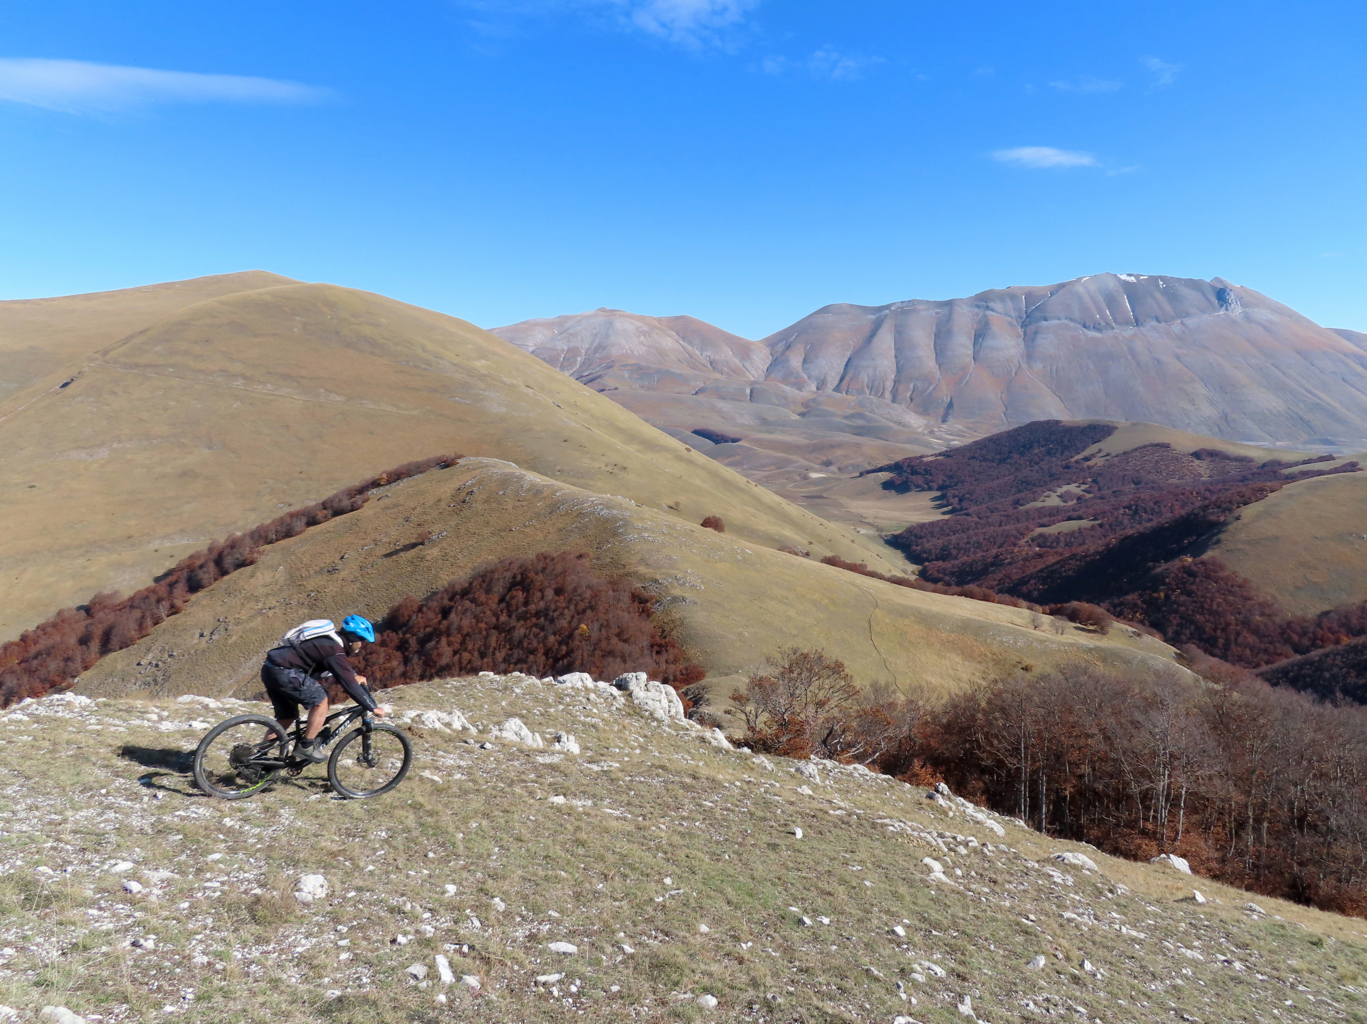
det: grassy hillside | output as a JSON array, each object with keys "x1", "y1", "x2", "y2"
[
  {"x1": 1213, "y1": 471, "x2": 1367, "y2": 616},
  {"x1": 4, "y1": 678, "x2": 1366, "y2": 1024},
  {"x1": 0, "y1": 280, "x2": 912, "y2": 644},
  {"x1": 74, "y1": 458, "x2": 1175, "y2": 703}
]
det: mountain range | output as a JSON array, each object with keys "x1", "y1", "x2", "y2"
[{"x1": 493, "y1": 273, "x2": 1367, "y2": 468}]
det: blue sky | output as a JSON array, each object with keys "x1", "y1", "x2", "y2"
[{"x1": 2, "y1": 1, "x2": 1364, "y2": 337}]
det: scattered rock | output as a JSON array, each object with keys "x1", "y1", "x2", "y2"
[
  {"x1": 122, "y1": 879, "x2": 145, "y2": 894},
  {"x1": 550, "y1": 732, "x2": 581, "y2": 754},
  {"x1": 956, "y1": 993, "x2": 975, "y2": 1017},
  {"x1": 800, "y1": 916, "x2": 814, "y2": 927},
  {"x1": 557, "y1": 672, "x2": 596, "y2": 687},
  {"x1": 40, "y1": 1008, "x2": 86, "y2": 1024},
  {"x1": 536, "y1": 973, "x2": 564, "y2": 985},
  {"x1": 460, "y1": 975, "x2": 480, "y2": 990},
  {"x1": 489, "y1": 717, "x2": 544, "y2": 747},
  {"x1": 406, "y1": 964, "x2": 429, "y2": 981},
  {"x1": 1051, "y1": 851, "x2": 1099, "y2": 873},
  {"x1": 935, "y1": 782, "x2": 952, "y2": 798},
  {"x1": 613, "y1": 674, "x2": 686, "y2": 722},
  {"x1": 479, "y1": 741, "x2": 494, "y2": 750},
  {"x1": 548, "y1": 795, "x2": 567, "y2": 805},
  {"x1": 793, "y1": 827, "x2": 803, "y2": 840},
  {"x1": 106, "y1": 861, "x2": 134, "y2": 874},
  {"x1": 1245, "y1": 902, "x2": 1267, "y2": 915},
  {"x1": 620, "y1": 943, "x2": 635, "y2": 954},
  {"x1": 698, "y1": 994, "x2": 719, "y2": 1010},
  {"x1": 1027, "y1": 955, "x2": 1046, "y2": 970},
  {"x1": 295, "y1": 874, "x2": 329, "y2": 903},
  {"x1": 1192, "y1": 890, "x2": 1207, "y2": 905},
  {"x1": 892, "y1": 1017, "x2": 921, "y2": 1024},
  {"x1": 547, "y1": 941, "x2": 578, "y2": 954},
  {"x1": 796, "y1": 761, "x2": 821, "y2": 784},
  {"x1": 698, "y1": 923, "x2": 710, "y2": 933},
  {"x1": 921, "y1": 857, "x2": 944, "y2": 874},
  {"x1": 434, "y1": 954, "x2": 455, "y2": 986},
  {"x1": 1151, "y1": 853, "x2": 1193, "y2": 875},
  {"x1": 891, "y1": 925, "x2": 907, "y2": 938},
  {"x1": 131, "y1": 936, "x2": 156, "y2": 950}
]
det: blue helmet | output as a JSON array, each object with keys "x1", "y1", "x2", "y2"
[{"x1": 341, "y1": 614, "x2": 376, "y2": 643}]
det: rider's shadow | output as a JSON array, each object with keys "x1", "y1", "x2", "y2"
[{"x1": 119, "y1": 744, "x2": 332, "y2": 798}]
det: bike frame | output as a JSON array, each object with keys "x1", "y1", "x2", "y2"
[{"x1": 250, "y1": 704, "x2": 375, "y2": 771}]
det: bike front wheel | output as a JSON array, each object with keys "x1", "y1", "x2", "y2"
[
  {"x1": 193, "y1": 714, "x2": 287, "y2": 799},
  {"x1": 327, "y1": 723, "x2": 412, "y2": 799}
]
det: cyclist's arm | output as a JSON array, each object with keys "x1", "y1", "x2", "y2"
[{"x1": 320, "y1": 650, "x2": 378, "y2": 712}]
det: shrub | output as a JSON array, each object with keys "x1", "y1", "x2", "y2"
[
  {"x1": 353, "y1": 552, "x2": 704, "y2": 691},
  {"x1": 700, "y1": 516, "x2": 725, "y2": 533},
  {"x1": 0, "y1": 454, "x2": 462, "y2": 707},
  {"x1": 691, "y1": 428, "x2": 741, "y2": 445},
  {"x1": 1045, "y1": 601, "x2": 1114, "y2": 633}
]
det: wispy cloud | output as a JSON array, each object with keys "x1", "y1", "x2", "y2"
[
  {"x1": 0, "y1": 58, "x2": 330, "y2": 114},
  {"x1": 457, "y1": 0, "x2": 759, "y2": 50},
  {"x1": 991, "y1": 146, "x2": 1099, "y2": 169},
  {"x1": 759, "y1": 47, "x2": 884, "y2": 81},
  {"x1": 1049, "y1": 75, "x2": 1123, "y2": 93},
  {"x1": 1142, "y1": 55, "x2": 1181, "y2": 87},
  {"x1": 619, "y1": 0, "x2": 756, "y2": 47}
]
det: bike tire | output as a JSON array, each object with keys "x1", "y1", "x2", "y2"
[
  {"x1": 193, "y1": 714, "x2": 287, "y2": 800},
  {"x1": 327, "y1": 723, "x2": 412, "y2": 799}
]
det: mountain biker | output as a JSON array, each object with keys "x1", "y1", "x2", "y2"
[{"x1": 260, "y1": 614, "x2": 388, "y2": 763}]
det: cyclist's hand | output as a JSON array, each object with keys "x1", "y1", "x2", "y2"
[
  {"x1": 372, "y1": 705, "x2": 390, "y2": 718},
  {"x1": 355, "y1": 674, "x2": 367, "y2": 685}
]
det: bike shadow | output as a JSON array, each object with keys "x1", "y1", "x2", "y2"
[{"x1": 119, "y1": 744, "x2": 334, "y2": 799}]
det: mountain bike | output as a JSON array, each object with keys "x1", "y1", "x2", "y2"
[{"x1": 193, "y1": 703, "x2": 412, "y2": 800}]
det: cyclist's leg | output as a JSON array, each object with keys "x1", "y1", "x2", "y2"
[
  {"x1": 303, "y1": 693, "x2": 330, "y2": 741},
  {"x1": 260, "y1": 664, "x2": 296, "y2": 742}
]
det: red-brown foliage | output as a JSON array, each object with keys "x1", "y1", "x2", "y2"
[
  {"x1": 692, "y1": 428, "x2": 742, "y2": 445},
  {"x1": 817, "y1": 555, "x2": 1043, "y2": 612},
  {"x1": 700, "y1": 516, "x2": 726, "y2": 533},
  {"x1": 915, "y1": 661, "x2": 1367, "y2": 916},
  {"x1": 0, "y1": 454, "x2": 462, "y2": 707},
  {"x1": 352, "y1": 552, "x2": 704, "y2": 691},
  {"x1": 870, "y1": 421, "x2": 1366, "y2": 673}
]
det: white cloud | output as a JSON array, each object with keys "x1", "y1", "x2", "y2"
[
  {"x1": 1049, "y1": 75, "x2": 1123, "y2": 93},
  {"x1": 1142, "y1": 55, "x2": 1181, "y2": 87},
  {"x1": 757, "y1": 48, "x2": 884, "y2": 81},
  {"x1": 616, "y1": 0, "x2": 757, "y2": 46},
  {"x1": 0, "y1": 58, "x2": 330, "y2": 114},
  {"x1": 991, "y1": 146, "x2": 1099, "y2": 169}
]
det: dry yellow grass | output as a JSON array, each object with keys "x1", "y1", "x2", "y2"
[
  {"x1": 0, "y1": 279, "x2": 912, "y2": 643},
  {"x1": 1212, "y1": 471, "x2": 1367, "y2": 616},
  {"x1": 76, "y1": 458, "x2": 1177, "y2": 703}
]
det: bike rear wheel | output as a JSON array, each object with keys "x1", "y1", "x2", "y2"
[
  {"x1": 194, "y1": 714, "x2": 287, "y2": 799},
  {"x1": 328, "y1": 723, "x2": 412, "y2": 798}
]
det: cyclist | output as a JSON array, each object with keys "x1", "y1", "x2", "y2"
[{"x1": 260, "y1": 614, "x2": 388, "y2": 763}]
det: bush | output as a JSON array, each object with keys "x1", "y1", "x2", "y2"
[
  {"x1": 700, "y1": 516, "x2": 725, "y2": 533},
  {"x1": 1046, "y1": 601, "x2": 1113, "y2": 633},
  {"x1": 0, "y1": 453, "x2": 462, "y2": 707},
  {"x1": 353, "y1": 552, "x2": 704, "y2": 691},
  {"x1": 692, "y1": 428, "x2": 741, "y2": 445}
]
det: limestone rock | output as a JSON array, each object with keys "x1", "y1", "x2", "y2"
[
  {"x1": 1027, "y1": 954, "x2": 1046, "y2": 970},
  {"x1": 1150, "y1": 853, "x2": 1192, "y2": 875},
  {"x1": 556, "y1": 672, "x2": 595, "y2": 688},
  {"x1": 1051, "y1": 851, "x2": 1098, "y2": 873},
  {"x1": 295, "y1": 874, "x2": 329, "y2": 903},
  {"x1": 698, "y1": 994, "x2": 719, "y2": 1009},
  {"x1": 614, "y1": 674, "x2": 685, "y2": 722},
  {"x1": 41, "y1": 1008, "x2": 86, "y2": 1024},
  {"x1": 434, "y1": 955, "x2": 455, "y2": 986},
  {"x1": 489, "y1": 718, "x2": 543, "y2": 747},
  {"x1": 550, "y1": 732, "x2": 581, "y2": 754},
  {"x1": 406, "y1": 964, "x2": 428, "y2": 981},
  {"x1": 547, "y1": 941, "x2": 578, "y2": 954}
]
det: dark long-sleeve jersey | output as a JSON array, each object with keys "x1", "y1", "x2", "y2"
[{"x1": 264, "y1": 635, "x2": 377, "y2": 711}]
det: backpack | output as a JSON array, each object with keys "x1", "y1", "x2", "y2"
[{"x1": 279, "y1": 619, "x2": 343, "y2": 676}]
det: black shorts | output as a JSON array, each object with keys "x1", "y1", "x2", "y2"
[{"x1": 261, "y1": 663, "x2": 328, "y2": 723}]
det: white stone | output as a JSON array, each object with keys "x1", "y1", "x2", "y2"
[
  {"x1": 1192, "y1": 890, "x2": 1207, "y2": 905},
  {"x1": 41, "y1": 1008, "x2": 86, "y2": 1024},
  {"x1": 1245, "y1": 902, "x2": 1267, "y2": 915},
  {"x1": 1027, "y1": 954, "x2": 1046, "y2": 970},
  {"x1": 0, "y1": 1007, "x2": 16, "y2": 1023},
  {"x1": 891, "y1": 925, "x2": 907, "y2": 938},
  {"x1": 614, "y1": 675, "x2": 686, "y2": 722},
  {"x1": 1051, "y1": 851, "x2": 1099, "y2": 873},
  {"x1": 1150, "y1": 853, "x2": 1192, "y2": 875},
  {"x1": 406, "y1": 964, "x2": 428, "y2": 981},
  {"x1": 612, "y1": 672, "x2": 647, "y2": 690},
  {"x1": 1082, "y1": 959, "x2": 1095, "y2": 974},
  {"x1": 547, "y1": 941, "x2": 578, "y2": 954},
  {"x1": 702, "y1": 728, "x2": 732, "y2": 750},
  {"x1": 957, "y1": 994, "x2": 975, "y2": 1017},
  {"x1": 697, "y1": 923, "x2": 710, "y2": 933},
  {"x1": 536, "y1": 973, "x2": 564, "y2": 984},
  {"x1": 800, "y1": 916, "x2": 814, "y2": 927},
  {"x1": 893, "y1": 1018, "x2": 917, "y2": 1024},
  {"x1": 434, "y1": 955, "x2": 455, "y2": 986},
  {"x1": 122, "y1": 879, "x2": 145, "y2": 894},
  {"x1": 557, "y1": 672, "x2": 596, "y2": 688},
  {"x1": 793, "y1": 827, "x2": 803, "y2": 840},
  {"x1": 550, "y1": 732, "x2": 581, "y2": 755},
  {"x1": 619, "y1": 944, "x2": 635, "y2": 954},
  {"x1": 460, "y1": 975, "x2": 480, "y2": 990},
  {"x1": 935, "y1": 781, "x2": 953, "y2": 797},
  {"x1": 548, "y1": 795, "x2": 567, "y2": 805},
  {"x1": 796, "y1": 761, "x2": 821, "y2": 784},
  {"x1": 697, "y1": 994, "x2": 719, "y2": 1009},
  {"x1": 107, "y1": 861, "x2": 135, "y2": 874},
  {"x1": 918, "y1": 961, "x2": 946, "y2": 979},
  {"x1": 921, "y1": 857, "x2": 944, "y2": 874},
  {"x1": 489, "y1": 717, "x2": 543, "y2": 747},
  {"x1": 295, "y1": 874, "x2": 329, "y2": 903}
]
